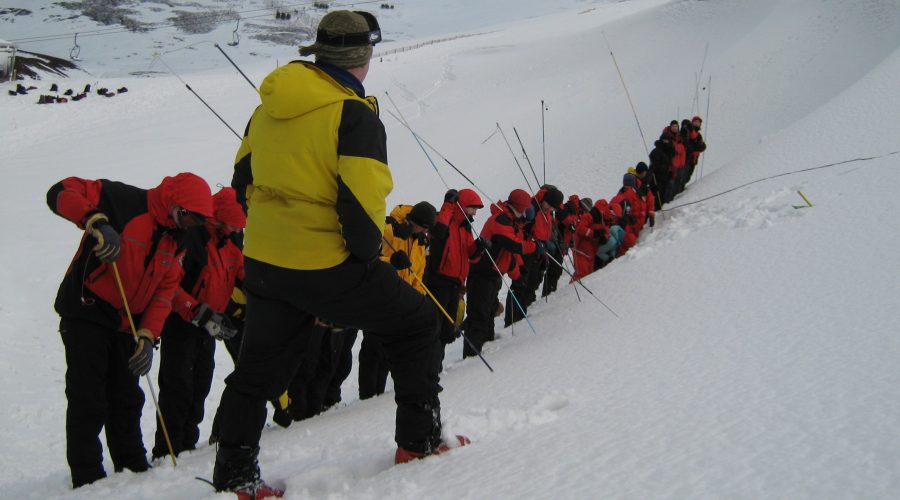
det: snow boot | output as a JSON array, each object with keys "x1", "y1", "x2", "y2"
[
  {"x1": 213, "y1": 445, "x2": 283, "y2": 499},
  {"x1": 394, "y1": 435, "x2": 471, "y2": 464}
]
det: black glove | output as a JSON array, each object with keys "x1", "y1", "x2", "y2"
[
  {"x1": 534, "y1": 240, "x2": 548, "y2": 257},
  {"x1": 595, "y1": 228, "x2": 608, "y2": 244},
  {"x1": 192, "y1": 303, "x2": 239, "y2": 340},
  {"x1": 392, "y1": 222, "x2": 413, "y2": 239},
  {"x1": 389, "y1": 250, "x2": 412, "y2": 270},
  {"x1": 444, "y1": 189, "x2": 459, "y2": 203},
  {"x1": 475, "y1": 236, "x2": 492, "y2": 252},
  {"x1": 648, "y1": 214, "x2": 656, "y2": 228},
  {"x1": 128, "y1": 330, "x2": 155, "y2": 376},
  {"x1": 429, "y1": 222, "x2": 448, "y2": 240},
  {"x1": 86, "y1": 213, "x2": 121, "y2": 263}
]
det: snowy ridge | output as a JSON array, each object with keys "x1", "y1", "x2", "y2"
[{"x1": 3, "y1": 0, "x2": 900, "y2": 498}]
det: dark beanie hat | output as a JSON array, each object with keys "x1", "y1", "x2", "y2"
[
  {"x1": 298, "y1": 11, "x2": 378, "y2": 69},
  {"x1": 542, "y1": 187, "x2": 564, "y2": 209},
  {"x1": 407, "y1": 201, "x2": 437, "y2": 228},
  {"x1": 623, "y1": 173, "x2": 637, "y2": 188},
  {"x1": 635, "y1": 162, "x2": 649, "y2": 174}
]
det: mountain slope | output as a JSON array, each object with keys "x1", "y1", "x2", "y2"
[{"x1": 2, "y1": 0, "x2": 899, "y2": 498}]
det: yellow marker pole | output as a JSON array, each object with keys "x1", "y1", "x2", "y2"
[
  {"x1": 798, "y1": 190, "x2": 813, "y2": 207},
  {"x1": 112, "y1": 262, "x2": 178, "y2": 467}
]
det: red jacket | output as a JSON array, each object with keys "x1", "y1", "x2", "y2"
[
  {"x1": 171, "y1": 225, "x2": 245, "y2": 322},
  {"x1": 672, "y1": 135, "x2": 687, "y2": 172},
  {"x1": 610, "y1": 186, "x2": 645, "y2": 233},
  {"x1": 471, "y1": 202, "x2": 527, "y2": 280},
  {"x1": 47, "y1": 175, "x2": 212, "y2": 338},
  {"x1": 530, "y1": 188, "x2": 555, "y2": 242},
  {"x1": 427, "y1": 191, "x2": 481, "y2": 285}
]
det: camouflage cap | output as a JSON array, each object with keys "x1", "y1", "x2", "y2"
[{"x1": 299, "y1": 10, "x2": 377, "y2": 69}]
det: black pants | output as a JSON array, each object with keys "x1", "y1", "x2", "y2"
[
  {"x1": 358, "y1": 334, "x2": 390, "y2": 400},
  {"x1": 153, "y1": 314, "x2": 215, "y2": 459},
  {"x1": 542, "y1": 245, "x2": 564, "y2": 297},
  {"x1": 505, "y1": 253, "x2": 538, "y2": 327},
  {"x1": 215, "y1": 257, "x2": 442, "y2": 456},
  {"x1": 318, "y1": 328, "x2": 358, "y2": 409},
  {"x1": 524, "y1": 253, "x2": 546, "y2": 305},
  {"x1": 464, "y1": 272, "x2": 502, "y2": 358},
  {"x1": 424, "y1": 277, "x2": 461, "y2": 346},
  {"x1": 59, "y1": 318, "x2": 148, "y2": 488}
]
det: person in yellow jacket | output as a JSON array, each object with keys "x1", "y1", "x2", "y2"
[
  {"x1": 212, "y1": 11, "x2": 453, "y2": 496},
  {"x1": 359, "y1": 202, "x2": 436, "y2": 399}
]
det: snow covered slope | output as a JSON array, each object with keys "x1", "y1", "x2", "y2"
[{"x1": 2, "y1": 0, "x2": 899, "y2": 498}]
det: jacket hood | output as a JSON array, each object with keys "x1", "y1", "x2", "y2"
[
  {"x1": 147, "y1": 172, "x2": 213, "y2": 228},
  {"x1": 213, "y1": 187, "x2": 246, "y2": 229},
  {"x1": 389, "y1": 204, "x2": 412, "y2": 223},
  {"x1": 458, "y1": 189, "x2": 483, "y2": 209},
  {"x1": 259, "y1": 61, "x2": 358, "y2": 120}
]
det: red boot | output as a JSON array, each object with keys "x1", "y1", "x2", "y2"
[
  {"x1": 395, "y1": 435, "x2": 471, "y2": 464},
  {"x1": 232, "y1": 481, "x2": 284, "y2": 500}
]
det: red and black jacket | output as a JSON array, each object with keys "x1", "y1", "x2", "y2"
[
  {"x1": 426, "y1": 200, "x2": 479, "y2": 286},
  {"x1": 610, "y1": 186, "x2": 645, "y2": 233},
  {"x1": 47, "y1": 177, "x2": 191, "y2": 338},
  {"x1": 530, "y1": 188, "x2": 555, "y2": 243},
  {"x1": 171, "y1": 225, "x2": 245, "y2": 323},
  {"x1": 471, "y1": 202, "x2": 530, "y2": 280},
  {"x1": 685, "y1": 129, "x2": 706, "y2": 166},
  {"x1": 574, "y1": 201, "x2": 611, "y2": 259},
  {"x1": 555, "y1": 196, "x2": 581, "y2": 250}
]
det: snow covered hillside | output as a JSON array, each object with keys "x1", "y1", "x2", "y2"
[{"x1": 2, "y1": 0, "x2": 899, "y2": 498}]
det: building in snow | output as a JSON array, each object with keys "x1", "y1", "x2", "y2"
[{"x1": 0, "y1": 39, "x2": 17, "y2": 82}]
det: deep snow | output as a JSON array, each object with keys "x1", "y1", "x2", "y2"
[{"x1": 2, "y1": 0, "x2": 900, "y2": 498}]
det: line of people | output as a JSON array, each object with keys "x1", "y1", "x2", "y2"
[{"x1": 46, "y1": 9, "x2": 706, "y2": 498}]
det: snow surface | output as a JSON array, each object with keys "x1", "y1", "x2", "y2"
[{"x1": 2, "y1": 0, "x2": 900, "y2": 498}]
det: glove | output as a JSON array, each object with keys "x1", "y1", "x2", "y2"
[
  {"x1": 595, "y1": 228, "x2": 608, "y2": 244},
  {"x1": 444, "y1": 189, "x2": 459, "y2": 203},
  {"x1": 534, "y1": 241, "x2": 548, "y2": 257},
  {"x1": 545, "y1": 239, "x2": 558, "y2": 255},
  {"x1": 128, "y1": 329, "x2": 155, "y2": 376},
  {"x1": 392, "y1": 222, "x2": 412, "y2": 240},
  {"x1": 85, "y1": 213, "x2": 121, "y2": 263},
  {"x1": 389, "y1": 250, "x2": 412, "y2": 270},
  {"x1": 475, "y1": 236, "x2": 492, "y2": 252},
  {"x1": 648, "y1": 213, "x2": 656, "y2": 228},
  {"x1": 192, "y1": 303, "x2": 239, "y2": 340}
]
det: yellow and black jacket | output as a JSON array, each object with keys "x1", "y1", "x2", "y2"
[
  {"x1": 232, "y1": 61, "x2": 391, "y2": 270},
  {"x1": 380, "y1": 204, "x2": 428, "y2": 294}
]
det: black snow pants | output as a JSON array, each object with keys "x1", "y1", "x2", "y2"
[
  {"x1": 214, "y1": 256, "x2": 442, "y2": 455},
  {"x1": 153, "y1": 314, "x2": 215, "y2": 459},
  {"x1": 464, "y1": 271, "x2": 502, "y2": 358},
  {"x1": 59, "y1": 318, "x2": 148, "y2": 488}
]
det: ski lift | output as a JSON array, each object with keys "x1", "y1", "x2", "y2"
[
  {"x1": 227, "y1": 19, "x2": 241, "y2": 47},
  {"x1": 70, "y1": 33, "x2": 81, "y2": 61}
]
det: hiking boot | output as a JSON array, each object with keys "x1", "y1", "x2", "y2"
[
  {"x1": 231, "y1": 480, "x2": 285, "y2": 499},
  {"x1": 394, "y1": 435, "x2": 471, "y2": 464},
  {"x1": 213, "y1": 444, "x2": 282, "y2": 498},
  {"x1": 113, "y1": 457, "x2": 151, "y2": 474}
]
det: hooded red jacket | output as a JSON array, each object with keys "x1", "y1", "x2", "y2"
[
  {"x1": 610, "y1": 185, "x2": 645, "y2": 233},
  {"x1": 47, "y1": 174, "x2": 213, "y2": 338},
  {"x1": 171, "y1": 225, "x2": 245, "y2": 322},
  {"x1": 427, "y1": 190, "x2": 482, "y2": 285},
  {"x1": 471, "y1": 202, "x2": 527, "y2": 280}
]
